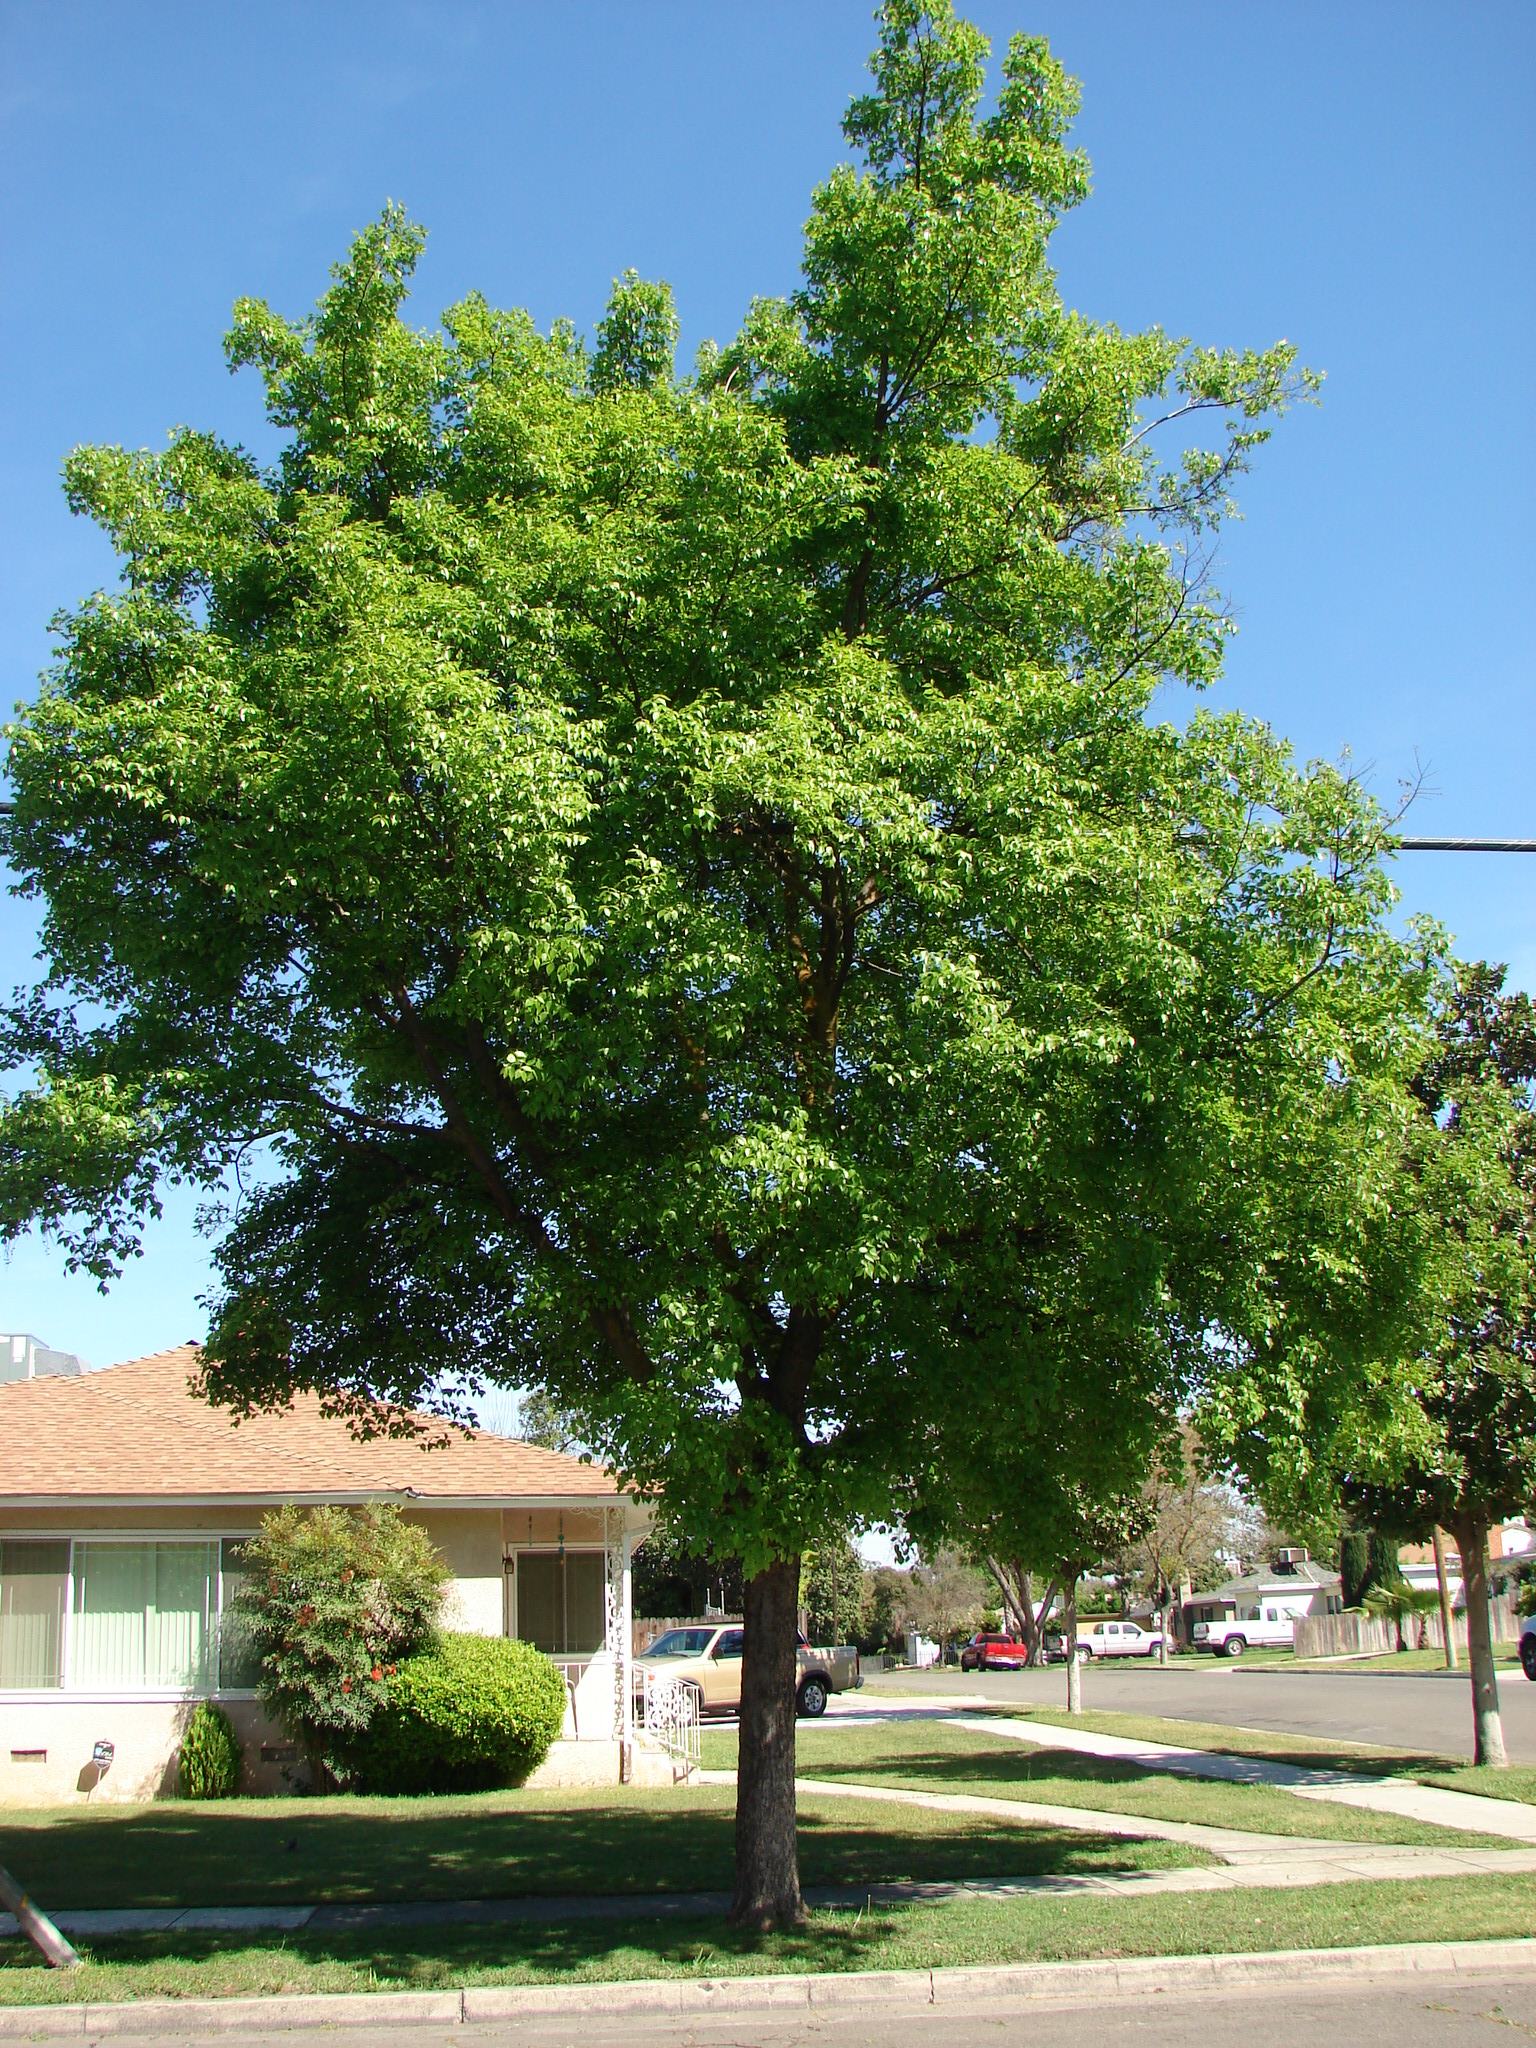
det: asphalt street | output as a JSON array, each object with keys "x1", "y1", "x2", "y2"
[
  {"x1": 93, "y1": 1967, "x2": 1536, "y2": 2048},
  {"x1": 859, "y1": 1659, "x2": 1536, "y2": 1763}
]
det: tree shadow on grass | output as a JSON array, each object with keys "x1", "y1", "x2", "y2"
[
  {"x1": 0, "y1": 1911, "x2": 908, "y2": 1995},
  {"x1": 0, "y1": 1786, "x2": 1184, "y2": 1916}
]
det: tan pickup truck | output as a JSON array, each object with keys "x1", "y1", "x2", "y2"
[{"x1": 634, "y1": 1623, "x2": 860, "y2": 1718}]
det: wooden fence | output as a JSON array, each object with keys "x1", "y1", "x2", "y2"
[
  {"x1": 1293, "y1": 1591, "x2": 1519, "y2": 1660},
  {"x1": 632, "y1": 1614, "x2": 741, "y2": 1656}
]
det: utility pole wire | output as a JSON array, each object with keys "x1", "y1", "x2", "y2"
[{"x1": 1393, "y1": 839, "x2": 1536, "y2": 853}]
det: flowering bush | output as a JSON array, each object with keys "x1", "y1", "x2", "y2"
[{"x1": 233, "y1": 1503, "x2": 447, "y2": 1783}]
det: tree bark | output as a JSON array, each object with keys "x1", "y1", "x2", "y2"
[
  {"x1": 1452, "y1": 1517, "x2": 1507, "y2": 1768},
  {"x1": 1432, "y1": 1525, "x2": 1458, "y2": 1671},
  {"x1": 1031, "y1": 1577, "x2": 1061, "y2": 1666},
  {"x1": 1065, "y1": 1576, "x2": 1082, "y2": 1714},
  {"x1": 731, "y1": 1556, "x2": 805, "y2": 1927}
]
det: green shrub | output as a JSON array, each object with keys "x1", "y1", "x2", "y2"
[
  {"x1": 178, "y1": 1701, "x2": 243, "y2": 1799},
  {"x1": 233, "y1": 1503, "x2": 448, "y2": 1781},
  {"x1": 347, "y1": 1633, "x2": 567, "y2": 1795}
]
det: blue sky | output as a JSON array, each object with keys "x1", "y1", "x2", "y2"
[{"x1": 1, "y1": 1, "x2": 1532, "y2": 1367}]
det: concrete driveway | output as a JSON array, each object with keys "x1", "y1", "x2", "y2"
[{"x1": 859, "y1": 1660, "x2": 1536, "y2": 1763}]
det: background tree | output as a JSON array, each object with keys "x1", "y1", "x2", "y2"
[
  {"x1": 906, "y1": 1546, "x2": 988, "y2": 1656},
  {"x1": 516, "y1": 1391, "x2": 583, "y2": 1456},
  {"x1": 1339, "y1": 1528, "x2": 1404, "y2": 1610},
  {"x1": 631, "y1": 1522, "x2": 745, "y2": 1620},
  {"x1": 801, "y1": 1527, "x2": 868, "y2": 1646},
  {"x1": 1337, "y1": 964, "x2": 1536, "y2": 1766},
  {"x1": 0, "y1": 3, "x2": 1413, "y2": 1921},
  {"x1": 1207, "y1": 960, "x2": 1536, "y2": 1767},
  {"x1": 1116, "y1": 1425, "x2": 1240, "y2": 1659}
]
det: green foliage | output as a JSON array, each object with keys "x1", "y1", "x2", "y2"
[
  {"x1": 1340, "y1": 1530, "x2": 1403, "y2": 1610},
  {"x1": 591, "y1": 269, "x2": 679, "y2": 394},
  {"x1": 0, "y1": 4, "x2": 1405, "y2": 1613},
  {"x1": 631, "y1": 1522, "x2": 745, "y2": 1620},
  {"x1": 233, "y1": 1505, "x2": 447, "y2": 1775},
  {"x1": 801, "y1": 1529, "x2": 868, "y2": 1645},
  {"x1": 1221, "y1": 961, "x2": 1536, "y2": 1550},
  {"x1": 1340, "y1": 1531, "x2": 1371, "y2": 1609},
  {"x1": 347, "y1": 1633, "x2": 567, "y2": 1795},
  {"x1": 516, "y1": 1389, "x2": 583, "y2": 1454},
  {"x1": 177, "y1": 1701, "x2": 242, "y2": 1799}
]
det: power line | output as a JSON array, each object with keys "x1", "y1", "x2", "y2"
[{"x1": 1394, "y1": 838, "x2": 1536, "y2": 853}]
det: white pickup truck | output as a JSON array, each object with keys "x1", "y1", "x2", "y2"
[{"x1": 1193, "y1": 1602, "x2": 1297, "y2": 1657}]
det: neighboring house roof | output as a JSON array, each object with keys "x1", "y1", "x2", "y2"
[
  {"x1": 0, "y1": 1345, "x2": 622, "y2": 1507},
  {"x1": 1203, "y1": 1562, "x2": 1340, "y2": 1602}
]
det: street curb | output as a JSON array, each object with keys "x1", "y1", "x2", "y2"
[{"x1": 0, "y1": 1938, "x2": 1532, "y2": 2036}]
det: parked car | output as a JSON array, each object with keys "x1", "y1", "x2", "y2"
[
  {"x1": 633, "y1": 1625, "x2": 860, "y2": 1717},
  {"x1": 959, "y1": 1631, "x2": 1028, "y2": 1671},
  {"x1": 1193, "y1": 1604, "x2": 1297, "y2": 1656},
  {"x1": 1520, "y1": 1615, "x2": 1535, "y2": 1682},
  {"x1": 1078, "y1": 1619, "x2": 1166, "y2": 1659}
]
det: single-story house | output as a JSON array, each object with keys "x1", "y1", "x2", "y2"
[
  {"x1": 1175, "y1": 1552, "x2": 1342, "y2": 1646},
  {"x1": 0, "y1": 1345, "x2": 654, "y2": 1804}
]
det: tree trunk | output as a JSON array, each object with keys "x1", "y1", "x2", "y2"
[
  {"x1": 1433, "y1": 1525, "x2": 1458, "y2": 1671},
  {"x1": 1065, "y1": 1577, "x2": 1082, "y2": 1714},
  {"x1": 985, "y1": 1554, "x2": 1029, "y2": 1650},
  {"x1": 731, "y1": 1556, "x2": 805, "y2": 1927},
  {"x1": 1032, "y1": 1577, "x2": 1061, "y2": 1666},
  {"x1": 1452, "y1": 1517, "x2": 1507, "y2": 1769}
]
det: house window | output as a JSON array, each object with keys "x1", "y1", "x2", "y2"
[
  {"x1": 515, "y1": 1552, "x2": 605, "y2": 1656},
  {"x1": 72, "y1": 1542, "x2": 216, "y2": 1690},
  {"x1": 217, "y1": 1539, "x2": 262, "y2": 1690},
  {"x1": 0, "y1": 1541, "x2": 69, "y2": 1688}
]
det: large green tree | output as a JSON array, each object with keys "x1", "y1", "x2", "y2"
[
  {"x1": 2, "y1": 4, "x2": 1409, "y2": 1918},
  {"x1": 1338, "y1": 966, "x2": 1536, "y2": 1766},
  {"x1": 1203, "y1": 959, "x2": 1536, "y2": 1767}
]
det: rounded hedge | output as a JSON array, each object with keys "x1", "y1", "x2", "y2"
[
  {"x1": 178, "y1": 1700, "x2": 243, "y2": 1799},
  {"x1": 347, "y1": 1634, "x2": 567, "y2": 1795}
]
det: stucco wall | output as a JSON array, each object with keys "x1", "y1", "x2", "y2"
[
  {"x1": 0, "y1": 1502, "x2": 509, "y2": 1805},
  {"x1": 0, "y1": 1695, "x2": 294, "y2": 1806},
  {"x1": 421, "y1": 1508, "x2": 505, "y2": 1637}
]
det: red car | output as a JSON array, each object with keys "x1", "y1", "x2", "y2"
[{"x1": 959, "y1": 1631, "x2": 1027, "y2": 1671}]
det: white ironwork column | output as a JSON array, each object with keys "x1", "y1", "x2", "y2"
[
  {"x1": 621, "y1": 1523, "x2": 634, "y2": 1742},
  {"x1": 603, "y1": 1506, "x2": 627, "y2": 1743}
]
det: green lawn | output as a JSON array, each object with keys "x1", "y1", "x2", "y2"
[
  {"x1": 0, "y1": 1783, "x2": 1201, "y2": 1915},
  {"x1": 699, "y1": 1721, "x2": 1508, "y2": 1846},
  {"x1": 1416, "y1": 1764, "x2": 1536, "y2": 1805},
  {"x1": 2, "y1": 1875, "x2": 1533, "y2": 2007},
  {"x1": 995, "y1": 1704, "x2": 1467, "y2": 1777},
  {"x1": 984, "y1": 1705, "x2": 1536, "y2": 1805},
  {"x1": 1289, "y1": 1645, "x2": 1525, "y2": 1676}
]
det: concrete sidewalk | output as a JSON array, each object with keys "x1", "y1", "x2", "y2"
[
  {"x1": 9, "y1": 1767, "x2": 1536, "y2": 1942},
  {"x1": 6, "y1": 1831, "x2": 1536, "y2": 1943},
  {"x1": 962, "y1": 1716, "x2": 1536, "y2": 1842}
]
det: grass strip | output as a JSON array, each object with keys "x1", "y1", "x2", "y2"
[
  {"x1": 700, "y1": 1722, "x2": 1508, "y2": 1846},
  {"x1": 1287, "y1": 1646, "x2": 1524, "y2": 1677},
  {"x1": 2, "y1": 1873, "x2": 1531, "y2": 2006},
  {"x1": 0, "y1": 1785, "x2": 1199, "y2": 1914}
]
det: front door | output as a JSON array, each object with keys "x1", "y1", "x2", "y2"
[{"x1": 512, "y1": 1552, "x2": 607, "y2": 1657}]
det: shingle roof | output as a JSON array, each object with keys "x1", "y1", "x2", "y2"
[{"x1": 0, "y1": 1345, "x2": 621, "y2": 1505}]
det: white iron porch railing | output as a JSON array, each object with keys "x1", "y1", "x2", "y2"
[{"x1": 641, "y1": 1672, "x2": 701, "y2": 1777}]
